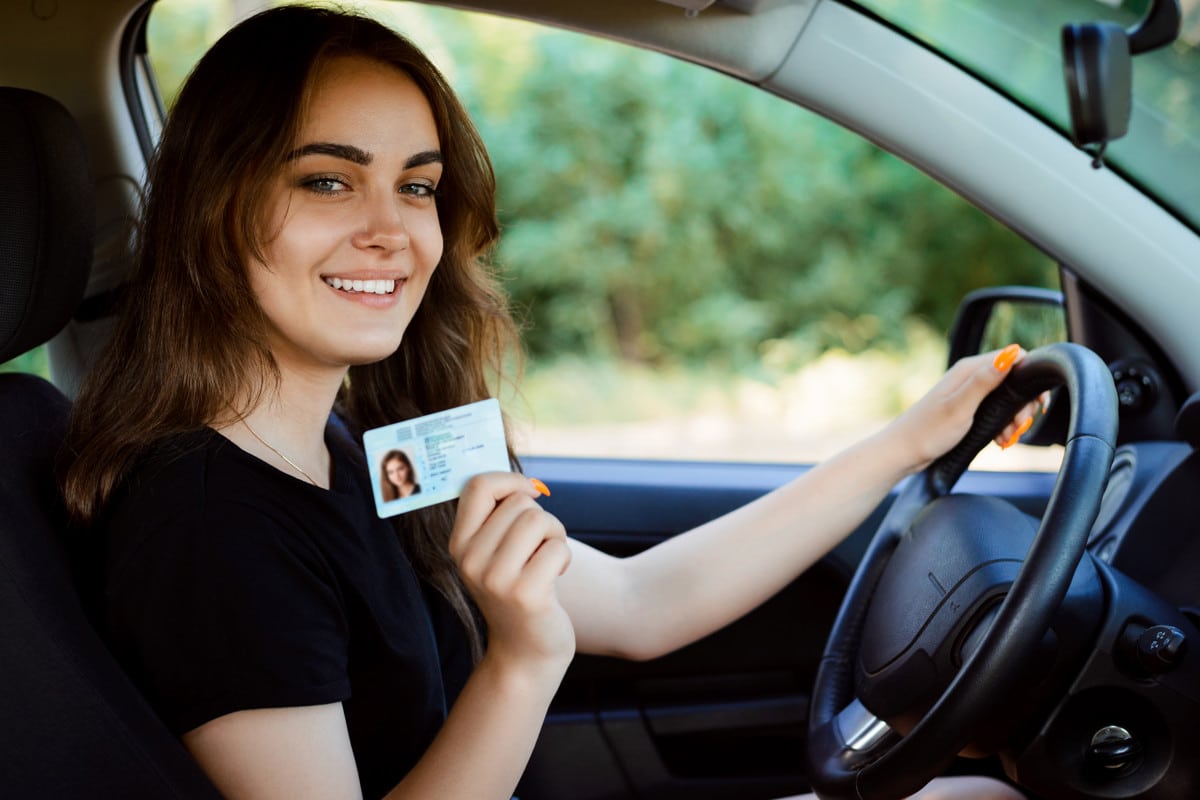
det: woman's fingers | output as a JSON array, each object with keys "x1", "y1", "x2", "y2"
[
  {"x1": 450, "y1": 470, "x2": 568, "y2": 601},
  {"x1": 994, "y1": 396, "x2": 1046, "y2": 449},
  {"x1": 455, "y1": 494, "x2": 540, "y2": 579},
  {"x1": 948, "y1": 344, "x2": 1024, "y2": 406},
  {"x1": 470, "y1": 505, "x2": 567, "y2": 596},
  {"x1": 995, "y1": 412, "x2": 1035, "y2": 449},
  {"x1": 923, "y1": 346, "x2": 1023, "y2": 427},
  {"x1": 449, "y1": 472, "x2": 541, "y2": 563}
]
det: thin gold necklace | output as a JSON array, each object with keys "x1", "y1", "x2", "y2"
[{"x1": 241, "y1": 418, "x2": 320, "y2": 487}]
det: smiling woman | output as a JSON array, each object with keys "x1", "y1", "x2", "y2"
[{"x1": 61, "y1": 8, "x2": 545, "y2": 797}]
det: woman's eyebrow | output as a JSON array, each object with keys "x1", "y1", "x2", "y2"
[
  {"x1": 405, "y1": 149, "x2": 444, "y2": 169},
  {"x1": 286, "y1": 144, "x2": 444, "y2": 170},
  {"x1": 288, "y1": 142, "x2": 372, "y2": 165}
]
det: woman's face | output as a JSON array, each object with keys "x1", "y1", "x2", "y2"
[
  {"x1": 385, "y1": 457, "x2": 409, "y2": 486},
  {"x1": 249, "y1": 55, "x2": 444, "y2": 374}
]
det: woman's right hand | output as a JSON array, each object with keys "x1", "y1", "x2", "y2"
[{"x1": 449, "y1": 472, "x2": 576, "y2": 672}]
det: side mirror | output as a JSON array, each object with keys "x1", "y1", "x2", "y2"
[
  {"x1": 947, "y1": 287, "x2": 1066, "y2": 367},
  {"x1": 948, "y1": 287, "x2": 1068, "y2": 446},
  {"x1": 1062, "y1": 0, "x2": 1181, "y2": 164}
]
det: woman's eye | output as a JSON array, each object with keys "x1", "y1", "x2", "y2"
[
  {"x1": 400, "y1": 182, "x2": 438, "y2": 201},
  {"x1": 302, "y1": 176, "x2": 348, "y2": 195}
]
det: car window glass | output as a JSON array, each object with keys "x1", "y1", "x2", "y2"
[
  {"x1": 858, "y1": 0, "x2": 1200, "y2": 234},
  {"x1": 0, "y1": 348, "x2": 49, "y2": 378},
  {"x1": 143, "y1": 0, "x2": 1063, "y2": 471}
]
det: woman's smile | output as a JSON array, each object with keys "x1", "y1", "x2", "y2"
[
  {"x1": 322, "y1": 276, "x2": 401, "y2": 296},
  {"x1": 321, "y1": 274, "x2": 407, "y2": 308}
]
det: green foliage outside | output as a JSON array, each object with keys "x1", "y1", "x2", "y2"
[
  {"x1": 417, "y1": 11, "x2": 1057, "y2": 375},
  {"x1": 0, "y1": 347, "x2": 47, "y2": 377}
]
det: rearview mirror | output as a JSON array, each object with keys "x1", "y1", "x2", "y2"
[
  {"x1": 1062, "y1": 0, "x2": 1181, "y2": 164},
  {"x1": 1062, "y1": 22, "x2": 1132, "y2": 147}
]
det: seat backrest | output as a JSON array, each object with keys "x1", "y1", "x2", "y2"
[{"x1": 0, "y1": 87, "x2": 221, "y2": 798}]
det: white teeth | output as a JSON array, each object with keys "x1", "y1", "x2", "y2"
[{"x1": 324, "y1": 276, "x2": 399, "y2": 295}]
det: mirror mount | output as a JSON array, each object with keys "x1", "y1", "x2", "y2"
[
  {"x1": 1128, "y1": 0, "x2": 1183, "y2": 55},
  {"x1": 1062, "y1": 0, "x2": 1181, "y2": 167}
]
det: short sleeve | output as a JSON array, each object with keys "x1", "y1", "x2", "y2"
[{"x1": 102, "y1": 494, "x2": 351, "y2": 735}]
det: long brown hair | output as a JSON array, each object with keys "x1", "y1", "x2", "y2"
[{"x1": 64, "y1": 5, "x2": 518, "y2": 658}]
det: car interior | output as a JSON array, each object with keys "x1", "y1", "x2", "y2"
[
  {"x1": 2, "y1": 1, "x2": 1200, "y2": 799},
  {"x1": 0, "y1": 86, "x2": 222, "y2": 797}
]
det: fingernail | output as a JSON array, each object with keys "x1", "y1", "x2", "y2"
[
  {"x1": 530, "y1": 477, "x2": 551, "y2": 497},
  {"x1": 993, "y1": 344, "x2": 1021, "y2": 372},
  {"x1": 1001, "y1": 417, "x2": 1034, "y2": 449}
]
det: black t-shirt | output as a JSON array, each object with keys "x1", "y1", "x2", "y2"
[{"x1": 96, "y1": 425, "x2": 472, "y2": 799}]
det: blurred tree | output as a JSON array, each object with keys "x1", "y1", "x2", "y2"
[
  {"x1": 436, "y1": 18, "x2": 1058, "y2": 369},
  {"x1": 146, "y1": 0, "x2": 236, "y2": 108}
]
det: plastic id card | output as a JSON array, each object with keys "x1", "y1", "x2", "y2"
[{"x1": 362, "y1": 398, "x2": 510, "y2": 518}]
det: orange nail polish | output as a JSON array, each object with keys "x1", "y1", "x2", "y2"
[
  {"x1": 530, "y1": 477, "x2": 551, "y2": 497},
  {"x1": 993, "y1": 344, "x2": 1021, "y2": 372},
  {"x1": 1001, "y1": 417, "x2": 1034, "y2": 449}
]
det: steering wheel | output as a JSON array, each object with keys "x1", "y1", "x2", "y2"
[{"x1": 805, "y1": 343, "x2": 1118, "y2": 799}]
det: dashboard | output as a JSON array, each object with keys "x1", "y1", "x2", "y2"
[{"x1": 1091, "y1": 440, "x2": 1200, "y2": 618}]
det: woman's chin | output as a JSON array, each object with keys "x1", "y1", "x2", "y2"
[{"x1": 341, "y1": 341, "x2": 404, "y2": 367}]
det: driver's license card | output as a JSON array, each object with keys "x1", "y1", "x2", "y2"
[{"x1": 362, "y1": 398, "x2": 510, "y2": 518}]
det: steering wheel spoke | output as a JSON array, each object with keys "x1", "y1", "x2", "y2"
[{"x1": 836, "y1": 698, "x2": 895, "y2": 754}]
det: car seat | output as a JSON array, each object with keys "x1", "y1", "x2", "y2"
[{"x1": 0, "y1": 86, "x2": 221, "y2": 798}]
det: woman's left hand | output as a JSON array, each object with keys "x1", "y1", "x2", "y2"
[{"x1": 889, "y1": 344, "x2": 1047, "y2": 474}]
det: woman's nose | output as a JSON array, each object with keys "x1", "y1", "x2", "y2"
[{"x1": 352, "y1": 192, "x2": 410, "y2": 251}]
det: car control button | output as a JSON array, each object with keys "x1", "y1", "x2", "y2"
[
  {"x1": 1111, "y1": 364, "x2": 1156, "y2": 412},
  {"x1": 1136, "y1": 624, "x2": 1187, "y2": 673}
]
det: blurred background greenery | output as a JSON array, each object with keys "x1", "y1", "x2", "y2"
[{"x1": 0, "y1": 348, "x2": 47, "y2": 377}]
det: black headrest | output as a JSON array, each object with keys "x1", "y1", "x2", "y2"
[{"x1": 0, "y1": 87, "x2": 94, "y2": 364}]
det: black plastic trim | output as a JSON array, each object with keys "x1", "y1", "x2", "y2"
[{"x1": 118, "y1": 1, "x2": 160, "y2": 160}]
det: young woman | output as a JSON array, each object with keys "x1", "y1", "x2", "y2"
[
  {"x1": 381, "y1": 450, "x2": 422, "y2": 500},
  {"x1": 64, "y1": 6, "x2": 1033, "y2": 799}
]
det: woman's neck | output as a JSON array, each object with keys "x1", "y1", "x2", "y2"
[{"x1": 217, "y1": 364, "x2": 346, "y2": 489}]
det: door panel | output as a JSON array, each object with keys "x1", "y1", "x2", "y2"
[{"x1": 516, "y1": 456, "x2": 1057, "y2": 799}]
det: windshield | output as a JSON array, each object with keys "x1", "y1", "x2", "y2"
[{"x1": 856, "y1": 0, "x2": 1200, "y2": 232}]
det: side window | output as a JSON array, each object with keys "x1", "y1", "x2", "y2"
[
  {"x1": 0, "y1": 348, "x2": 49, "y2": 377},
  {"x1": 144, "y1": 1, "x2": 1061, "y2": 470}
]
